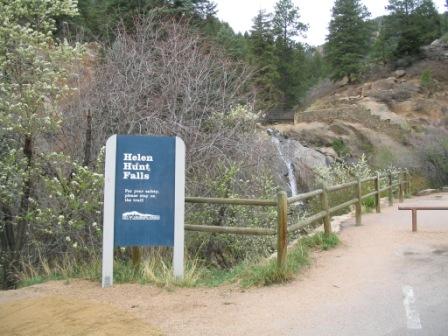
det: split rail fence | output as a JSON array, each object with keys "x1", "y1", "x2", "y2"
[{"x1": 185, "y1": 171, "x2": 410, "y2": 270}]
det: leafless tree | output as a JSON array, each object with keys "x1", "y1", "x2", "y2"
[{"x1": 61, "y1": 13, "x2": 277, "y2": 196}]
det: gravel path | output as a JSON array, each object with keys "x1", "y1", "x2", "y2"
[{"x1": 1, "y1": 193, "x2": 448, "y2": 336}]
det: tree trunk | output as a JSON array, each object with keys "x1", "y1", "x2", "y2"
[
  {"x1": 83, "y1": 110, "x2": 92, "y2": 167},
  {"x1": 0, "y1": 204, "x2": 18, "y2": 288},
  {"x1": 3, "y1": 135, "x2": 35, "y2": 288},
  {"x1": 16, "y1": 135, "x2": 33, "y2": 251}
]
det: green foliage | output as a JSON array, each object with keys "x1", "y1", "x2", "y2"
[
  {"x1": 0, "y1": 0, "x2": 84, "y2": 288},
  {"x1": 272, "y1": 0, "x2": 308, "y2": 108},
  {"x1": 70, "y1": 0, "x2": 217, "y2": 41},
  {"x1": 272, "y1": 0, "x2": 307, "y2": 46},
  {"x1": 186, "y1": 163, "x2": 278, "y2": 268},
  {"x1": 314, "y1": 155, "x2": 391, "y2": 214},
  {"x1": 248, "y1": 10, "x2": 282, "y2": 109},
  {"x1": 302, "y1": 232, "x2": 340, "y2": 251},
  {"x1": 238, "y1": 233, "x2": 339, "y2": 287},
  {"x1": 30, "y1": 154, "x2": 104, "y2": 261},
  {"x1": 331, "y1": 139, "x2": 349, "y2": 157},
  {"x1": 362, "y1": 196, "x2": 376, "y2": 211},
  {"x1": 17, "y1": 233, "x2": 340, "y2": 289},
  {"x1": 325, "y1": 0, "x2": 371, "y2": 82},
  {"x1": 370, "y1": 17, "x2": 397, "y2": 64},
  {"x1": 246, "y1": 0, "x2": 312, "y2": 109},
  {"x1": 383, "y1": 0, "x2": 441, "y2": 60},
  {"x1": 420, "y1": 69, "x2": 438, "y2": 96},
  {"x1": 314, "y1": 154, "x2": 373, "y2": 186}
]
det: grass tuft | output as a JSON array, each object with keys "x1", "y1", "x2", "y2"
[
  {"x1": 17, "y1": 233, "x2": 340, "y2": 289},
  {"x1": 238, "y1": 242, "x2": 309, "y2": 287},
  {"x1": 302, "y1": 232, "x2": 340, "y2": 251}
]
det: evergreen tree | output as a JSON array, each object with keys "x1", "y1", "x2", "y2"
[
  {"x1": 248, "y1": 10, "x2": 281, "y2": 108},
  {"x1": 272, "y1": 0, "x2": 307, "y2": 47},
  {"x1": 371, "y1": 16, "x2": 397, "y2": 64},
  {"x1": 385, "y1": 0, "x2": 441, "y2": 58},
  {"x1": 66, "y1": 0, "x2": 217, "y2": 41},
  {"x1": 303, "y1": 47, "x2": 330, "y2": 86},
  {"x1": 443, "y1": 0, "x2": 448, "y2": 33},
  {"x1": 271, "y1": 0, "x2": 308, "y2": 108},
  {"x1": 414, "y1": 0, "x2": 441, "y2": 43},
  {"x1": 325, "y1": 0, "x2": 371, "y2": 82}
]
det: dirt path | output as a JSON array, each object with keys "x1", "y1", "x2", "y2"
[{"x1": 1, "y1": 193, "x2": 448, "y2": 336}]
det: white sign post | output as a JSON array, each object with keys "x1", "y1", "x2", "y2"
[{"x1": 102, "y1": 135, "x2": 185, "y2": 288}]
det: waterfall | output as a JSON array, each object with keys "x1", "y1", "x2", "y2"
[{"x1": 269, "y1": 130, "x2": 299, "y2": 196}]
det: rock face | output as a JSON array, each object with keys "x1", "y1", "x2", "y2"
[
  {"x1": 263, "y1": 39, "x2": 448, "y2": 192},
  {"x1": 423, "y1": 38, "x2": 448, "y2": 60},
  {"x1": 359, "y1": 98, "x2": 408, "y2": 127},
  {"x1": 267, "y1": 129, "x2": 331, "y2": 193},
  {"x1": 286, "y1": 44, "x2": 448, "y2": 173}
]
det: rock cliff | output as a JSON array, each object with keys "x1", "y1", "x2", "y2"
[{"x1": 262, "y1": 38, "x2": 448, "y2": 193}]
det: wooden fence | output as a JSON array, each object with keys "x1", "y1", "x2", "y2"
[{"x1": 185, "y1": 171, "x2": 410, "y2": 270}]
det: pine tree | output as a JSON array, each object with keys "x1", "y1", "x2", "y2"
[
  {"x1": 272, "y1": 0, "x2": 307, "y2": 47},
  {"x1": 324, "y1": 0, "x2": 371, "y2": 82},
  {"x1": 271, "y1": 0, "x2": 308, "y2": 108},
  {"x1": 414, "y1": 0, "x2": 441, "y2": 43},
  {"x1": 385, "y1": 0, "x2": 441, "y2": 58},
  {"x1": 371, "y1": 17, "x2": 397, "y2": 64},
  {"x1": 248, "y1": 10, "x2": 281, "y2": 108},
  {"x1": 69, "y1": 0, "x2": 217, "y2": 41}
]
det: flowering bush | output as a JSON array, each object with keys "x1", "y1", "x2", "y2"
[
  {"x1": 313, "y1": 155, "x2": 400, "y2": 213},
  {"x1": 26, "y1": 152, "x2": 104, "y2": 263}
]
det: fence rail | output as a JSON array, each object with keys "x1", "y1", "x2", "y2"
[{"x1": 185, "y1": 171, "x2": 411, "y2": 270}]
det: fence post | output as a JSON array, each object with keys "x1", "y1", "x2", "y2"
[
  {"x1": 412, "y1": 209, "x2": 417, "y2": 232},
  {"x1": 356, "y1": 177, "x2": 362, "y2": 226},
  {"x1": 399, "y1": 172, "x2": 404, "y2": 203},
  {"x1": 388, "y1": 172, "x2": 393, "y2": 206},
  {"x1": 320, "y1": 186, "x2": 331, "y2": 235},
  {"x1": 375, "y1": 173, "x2": 381, "y2": 213},
  {"x1": 277, "y1": 191, "x2": 288, "y2": 270},
  {"x1": 132, "y1": 246, "x2": 141, "y2": 267},
  {"x1": 405, "y1": 170, "x2": 410, "y2": 196}
]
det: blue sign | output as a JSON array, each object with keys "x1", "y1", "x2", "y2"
[
  {"x1": 102, "y1": 134, "x2": 185, "y2": 287},
  {"x1": 114, "y1": 135, "x2": 176, "y2": 247}
]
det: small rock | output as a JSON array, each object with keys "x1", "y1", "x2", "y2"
[
  {"x1": 394, "y1": 70, "x2": 406, "y2": 78},
  {"x1": 318, "y1": 146, "x2": 338, "y2": 159},
  {"x1": 337, "y1": 76, "x2": 349, "y2": 87}
]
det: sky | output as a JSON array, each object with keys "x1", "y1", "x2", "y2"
[{"x1": 214, "y1": 0, "x2": 447, "y2": 46}]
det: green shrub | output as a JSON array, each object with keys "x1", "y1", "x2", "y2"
[
  {"x1": 420, "y1": 69, "x2": 438, "y2": 96},
  {"x1": 331, "y1": 138, "x2": 349, "y2": 157},
  {"x1": 186, "y1": 163, "x2": 278, "y2": 269},
  {"x1": 362, "y1": 196, "x2": 376, "y2": 211}
]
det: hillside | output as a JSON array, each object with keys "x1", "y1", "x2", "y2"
[{"x1": 263, "y1": 38, "x2": 448, "y2": 191}]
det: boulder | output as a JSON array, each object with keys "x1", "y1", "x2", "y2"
[
  {"x1": 371, "y1": 78, "x2": 396, "y2": 91},
  {"x1": 337, "y1": 76, "x2": 349, "y2": 87},
  {"x1": 394, "y1": 70, "x2": 406, "y2": 78}
]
